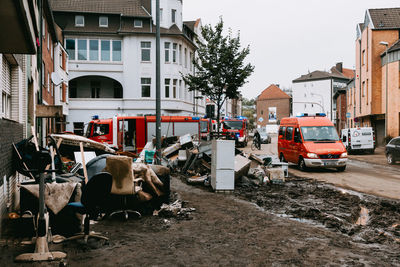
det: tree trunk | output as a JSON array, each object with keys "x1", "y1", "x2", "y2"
[{"x1": 217, "y1": 103, "x2": 221, "y2": 139}]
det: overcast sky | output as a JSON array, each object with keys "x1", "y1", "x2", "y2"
[{"x1": 183, "y1": 0, "x2": 400, "y2": 100}]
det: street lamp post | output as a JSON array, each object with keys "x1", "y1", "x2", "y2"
[
  {"x1": 380, "y1": 41, "x2": 389, "y2": 140},
  {"x1": 155, "y1": 0, "x2": 161, "y2": 164}
]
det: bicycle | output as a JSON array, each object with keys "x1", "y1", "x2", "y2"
[{"x1": 251, "y1": 138, "x2": 261, "y2": 151}]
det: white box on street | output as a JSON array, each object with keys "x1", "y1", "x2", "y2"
[{"x1": 211, "y1": 140, "x2": 235, "y2": 191}]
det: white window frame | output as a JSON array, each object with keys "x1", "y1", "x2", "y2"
[
  {"x1": 165, "y1": 42, "x2": 170, "y2": 63},
  {"x1": 75, "y1": 15, "x2": 85, "y2": 27},
  {"x1": 172, "y1": 9, "x2": 176, "y2": 23},
  {"x1": 160, "y1": 8, "x2": 163, "y2": 22},
  {"x1": 165, "y1": 79, "x2": 170, "y2": 98},
  {"x1": 184, "y1": 48, "x2": 187, "y2": 68},
  {"x1": 141, "y1": 78, "x2": 152, "y2": 98},
  {"x1": 134, "y1": 19, "x2": 143, "y2": 28},
  {"x1": 99, "y1": 16, "x2": 108, "y2": 27},
  {"x1": 141, "y1": 41, "x2": 151, "y2": 62},
  {"x1": 173, "y1": 79, "x2": 177, "y2": 98},
  {"x1": 179, "y1": 44, "x2": 182, "y2": 65},
  {"x1": 172, "y1": 43, "x2": 177, "y2": 63}
]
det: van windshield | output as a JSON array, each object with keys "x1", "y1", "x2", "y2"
[{"x1": 301, "y1": 126, "x2": 339, "y2": 141}]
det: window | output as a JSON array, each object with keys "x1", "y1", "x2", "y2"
[
  {"x1": 165, "y1": 79, "x2": 170, "y2": 98},
  {"x1": 172, "y1": 43, "x2": 177, "y2": 63},
  {"x1": 285, "y1": 127, "x2": 293, "y2": 140},
  {"x1": 75, "y1": 15, "x2": 84, "y2": 27},
  {"x1": 47, "y1": 72, "x2": 50, "y2": 92},
  {"x1": 50, "y1": 42, "x2": 53, "y2": 58},
  {"x1": 89, "y1": 40, "x2": 99, "y2": 61},
  {"x1": 93, "y1": 124, "x2": 109, "y2": 136},
  {"x1": 141, "y1": 42, "x2": 151, "y2": 62},
  {"x1": 47, "y1": 32, "x2": 49, "y2": 50},
  {"x1": 279, "y1": 127, "x2": 286, "y2": 138},
  {"x1": 160, "y1": 9, "x2": 163, "y2": 22},
  {"x1": 179, "y1": 80, "x2": 182, "y2": 99},
  {"x1": 294, "y1": 128, "x2": 301, "y2": 143},
  {"x1": 134, "y1": 19, "x2": 143, "y2": 28},
  {"x1": 184, "y1": 48, "x2": 187, "y2": 68},
  {"x1": 179, "y1": 44, "x2": 182, "y2": 65},
  {"x1": 2, "y1": 92, "x2": 10, "y2": 118},
  {"x1": 112, "y1": 40, "x2": 121, "y2": 61},
  {"x1": 99, "y1": 16, "x2": 108, "y2": 27},
  {"x1": 173, "y1": 79, "x2": 177, "y2": 98},
  {"x1": 59, "y1": 50, "x2": 63, "y2": 68},
  {"x1": 141, "y1": 78, "x2": 151, "y2": 97},
  {"x1": 366, "y1": 79, "x2": 369, "y2": 105},
  {"x1": 172, "y1": 9, "x2": 176, "y2": 23},
  {"x1": 101, "y1": 40, "x2": 110, "y2": 61},
  {"x1": 165, "y1": 42, "x2": 170, "y2": 63},
  {"x1": 362, "y1": 81, "x2": 365, "y2": 97},
  {"x1": 66, "y1": 39, "x2": 76, "y2": 60},
  {"x1": 189, "y1": 52, "x2": 193, "y2": 71},
  {"x1": 91, "y1": 81, "x2": 100, "y2": 98},
  {"x1": 362, "y1": 50, "x2": 365, "y2": 65},
  {"x1": 77, "y1": 39, "x2": 87, "y2": 60},
  {"x1": 261, "y1": 110, "x2": 263, "y2": 115}
]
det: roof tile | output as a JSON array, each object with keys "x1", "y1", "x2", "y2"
[{"x1": 258, "y1": 84, "x2": 291, "y2": 100}]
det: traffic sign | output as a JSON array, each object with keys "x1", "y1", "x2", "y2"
[
  {"x1": 258, "y1": 117, "x2": 264, "y2": 122},
  {"x1": 346, "y1": 112, "x2": 351, "y2": 118}
]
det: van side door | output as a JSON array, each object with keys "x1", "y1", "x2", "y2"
[
  {"x1": 293, "y1": 127, "x2": 303, "y2": 160},
  {"x1": 285, "y1": 127, "x2": 294, "y2": 162}
]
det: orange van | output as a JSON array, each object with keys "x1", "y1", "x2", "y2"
[{"x1": 278, "y1": 113, "x2": 347, "y2": 171}]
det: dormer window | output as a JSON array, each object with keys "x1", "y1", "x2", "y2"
[
  {"x1": 134, "y1": 19, "x2": 143, "y2": 28},
  {"x1": 171, "y1": 9, "x2": 176, "y2": 23},
  {"x1": 99, "y1": 16, "x2": 108, "y2": 27},
  {"x1": 75, "y1": 15, "x2": 84, "y2": 27}
]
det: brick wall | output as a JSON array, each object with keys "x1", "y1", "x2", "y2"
[
  {"x1": 256, "y1": 98, "x2": 291, "y2": 127},
  {"x1": 0, "y1": 119, "x2": 23, "y2": 237}
]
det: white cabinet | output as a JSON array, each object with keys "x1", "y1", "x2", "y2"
[{"x1": 211, "y1": 140, "x2": 235, "y2": 191}]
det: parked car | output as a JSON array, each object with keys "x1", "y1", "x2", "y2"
[
  {"x1": 385, "y1": 137, "x2": 400, "y2": 164},
  {"x1": 258, "y1": 130, "x2": 271, "y2": 144},
  {"x1": 341, "y1": 127, "x2": 375, "y2": 154}
]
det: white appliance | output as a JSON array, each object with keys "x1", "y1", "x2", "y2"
[{"x1": 211, "y1": 140, "x2": 235, "y2": 191}]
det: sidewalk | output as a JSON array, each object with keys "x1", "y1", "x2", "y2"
[{"x1": 348, "y1": 146, "x2": 389, "y2": 166}]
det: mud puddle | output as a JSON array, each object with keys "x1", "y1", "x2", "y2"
[{"x1": 235, "y1": 177, "x2": 400, "y2": 245}]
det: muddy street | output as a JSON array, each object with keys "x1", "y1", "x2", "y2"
[
  {"x1": 244, "y1": 135, "x2": 400, "y2": 200},
  {"x1": 2, "y1": 176, "x2": 400, "y2": 266}
]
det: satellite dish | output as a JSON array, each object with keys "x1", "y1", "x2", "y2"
[{"x1": 51, "y1": 72, "x2": 63, "y2": 86}]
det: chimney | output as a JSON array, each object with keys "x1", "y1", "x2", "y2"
[
  {"x1": 336, "y1": 62, "x2": 343, "y2": 73},
  {"x1": 275, "y1": 84, "x2": 280, "y2": 88}
]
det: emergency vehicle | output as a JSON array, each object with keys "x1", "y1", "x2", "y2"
[
  {"x1": 341, "y1": 127, "x2": 375, "y2": 154},
  {"x1": 86, "y1": 115, "x2": 201, "y2": 152},
  {"x1": 278, "y1": 113, "x2": 347, "y2": 171},
  {"x1": 221, "y1": 116, "x2": 248, "y2": 147},
  {"x1": 200, "y1": 119, "x2": 217, "y2": 140}
]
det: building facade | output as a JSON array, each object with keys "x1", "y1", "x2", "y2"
[
  {"x1": 292, "y1": 63, "x2": 353, "y2": 122},
  {"x1": 256, "y1": 84, "x2": 291, "y2": 127},
  {"x1": 350, "y1": 8, "x2": 400, "y2": 145},
  {"x1": 0, "y1": 0, "x2": 39, "y2": 237},
  {"x1": 51, "y1": 0, "x2": 205, "y2": 133}
]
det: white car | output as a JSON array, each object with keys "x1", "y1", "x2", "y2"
[{"x1": 341, "y1": 127, "x2": 375, "y2": 154}]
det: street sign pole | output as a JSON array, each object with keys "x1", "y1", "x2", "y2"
[{"x1": 155, "y1": 0, "x2": 161, "y2": 164}]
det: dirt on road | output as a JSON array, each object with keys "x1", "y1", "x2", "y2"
[{"x1": 2, "y1": 176, "x2": 400, "y2": 266}]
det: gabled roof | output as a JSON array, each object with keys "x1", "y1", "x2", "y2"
[
  {"x1": 293, "y1": 70, "x2": 347, "y2": 83},
  {"x1": 368, "y1": 8, "x2": 400, "y2": 29},
  {"x1": 50, "y1": 0, "x2": 151, "y2": 17},
  {"x1": 257, "y1": 84, "x2": 291, "y2": 100},
  {"x1": 184, "y1": 21, "x2": 196, "y2": 32},
  {"x1": 388, "y1": 39, "x2": 400, "y2": 53}
]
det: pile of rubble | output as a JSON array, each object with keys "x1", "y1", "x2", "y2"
[{"x1": 141, "y1": 134, "x2": 288, "y2": 190}]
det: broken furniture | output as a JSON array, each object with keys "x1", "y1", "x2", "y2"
[
  {"x1": 64, "y1": 172, "x2": 112, "y2": 243},
  {"x1": 104, "y1": 156, "x2": 142, "y2": 220},
  {"x1": 15, "y1": 130, "x2": 66, "y2": 262}
]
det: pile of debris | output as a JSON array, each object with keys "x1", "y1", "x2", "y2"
[{"x1": 139, "y1": 134, "x2": 288, "y2": 190}]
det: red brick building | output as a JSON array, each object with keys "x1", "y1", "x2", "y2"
[{"x1": 256, "y1": 84, "x2": 291, "y2": 127}]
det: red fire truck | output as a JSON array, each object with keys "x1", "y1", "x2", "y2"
[
  {"x1": 86, "y1": 115, "x2": 201, "y2": 152},
  {"x1": 200, "y1": 119, "x2": 217, "y2": 139},
  {"x1": 221, "y1": 116, "x2": 249, "y2": 147}
]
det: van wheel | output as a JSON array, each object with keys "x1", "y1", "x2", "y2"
[
  {"x1": 387, "y1": 153, "x2": 395, "y2": 165},
  {"x1": 337, "y1": 166, "x2": 346, "y2": 172},
  {"x1": 298, "y1": 157, "x2": 308, "y2": 171},
  {"x1": 279, "y1": 153, "x2": 287, "y2": 163}
]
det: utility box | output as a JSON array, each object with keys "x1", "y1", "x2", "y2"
[{"x1": 211, "y1": 140, "x2": 235, "y2": 191}]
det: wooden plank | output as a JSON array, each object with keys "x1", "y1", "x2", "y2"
[{"x1": 80, "y1": 142, "x2": 88, "y2": 184}]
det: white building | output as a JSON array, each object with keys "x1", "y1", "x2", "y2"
[
  {"x1": 292, "y1": 63, "x2": 353, "y2": 122},
  {"x1": 51, "y1": 0, "x2": 205, "y2": 133}
]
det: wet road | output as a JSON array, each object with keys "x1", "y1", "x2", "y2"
[{"x1": 243, "y1": 135, "x2": 400, "y2": 200}]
